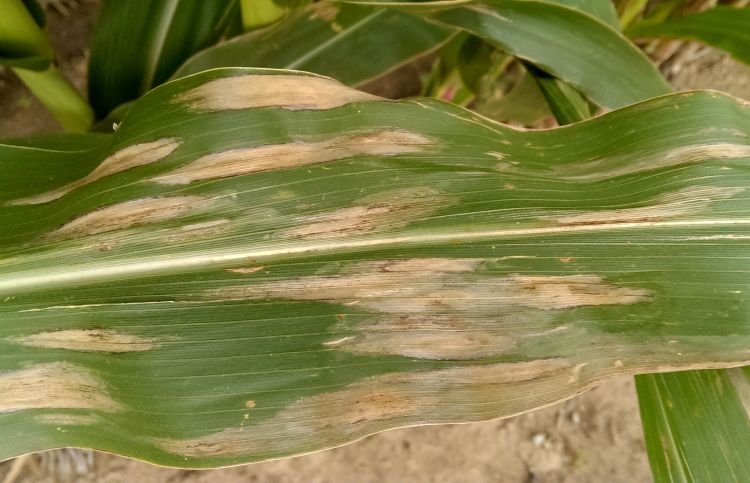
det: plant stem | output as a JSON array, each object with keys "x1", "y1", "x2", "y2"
[
  {"x1": 240, "y1": 0, "x2": 286, "y2": 29},
  {"x1": 14, "y1": 65, "x2": 94, "y2": 132},
  {"x1": 0, "y1": 0, "x2": 93, "y2": 131},
  {"x1": 0, "y1": 0, "x2": 52, "y2": 60}
]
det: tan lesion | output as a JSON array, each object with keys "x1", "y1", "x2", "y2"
[
  {"x1": 175, "y1": 74, "x2": 380, "y2": 112},
  {"x1": 554, "y1": 186, "x2": 745, "y2": 226},
  {"x1": 36, "y1": 413, "x2": 100, "y2": 426},
  {"x1": 152, "y1": 358, "x2": 573, "y2": 458},
  {"x1": 45, "y1": 196, "x2": 215, "y2": 241},
  {"x1": 9, "y1": 329, "x2": 160, "y2": 353},
  {"x1": 555, "y1": 143, "x2": 750, "y2": 181},
  {"x1": 281, "y1": 187, "x2": 449, "y2": 239},
  {"x1": 6, "y1": 138, "x2": 181, "y2": 206},
  {"x1": 151, "y1": 130, "x2": 433, "y2": 186},
  {"x1": 210, "y1": 258, "x2": 650, "y2": 360},
  {"x1": 152, "y1": 344, "x2": 750, "y2": 459},
  {"x1": 0, "y1": 362, "x2": 122, "y2": 413}
]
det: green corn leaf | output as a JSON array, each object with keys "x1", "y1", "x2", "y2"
[
  {"x1": 544, "y1": 0, "x2": 619, "y2": 28},
  {"x1": 1, "y1": 68, "x2": 750, "y2": 467},
  {"x1": 240, "y1": 0, "x2": 287, "y2": 29},
  {"x1": 627, "y1": 6, "x2": 750, "y2": 67},
  {"x1": 173, "y1": 2, "x2": 454, "y2": 88},
  {"x1": 0, "y1": 133, "x2": 110, "y2": 150},
  {"x1": 523, "y1": 62, "x2": 590, "y2": 125},
  {"x1": 88, "y1": 0, "x2": 238, "y2": 119},
  {"x1": 456, "y1": 35, "x2": 496, "y2": 94},
  {"x1": 473, "y1": 68, "x2": 552, "y2": 126},
  {"x1": 340, "y1": 0, "x2": 671, "y2": 108},
  {"x1": 637, "y1": 369, "x2": 750, "y2": 482}
]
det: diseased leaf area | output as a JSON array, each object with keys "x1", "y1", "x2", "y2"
[{"x1": 0, "y1": 70, "x2": 749, "y2": 467}]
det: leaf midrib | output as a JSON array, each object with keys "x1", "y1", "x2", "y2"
[{"x1": 1, "y1": 217, "x2": 748, "y2": 295}]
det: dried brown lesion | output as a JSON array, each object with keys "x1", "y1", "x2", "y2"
[
  {"x1": 6, "y1": 138, "x2": 181, "y2": 206},
  {"x1": 152, "y1": 346, "x2": 750, "y2": 459},
  {"x1": 556, "y1": 143, "x2": 750, "y2": 181},
  {"x1": 175, "y1": 74, "x2": 380, "y2": 112},
  {"x1": 45, "y1": 196, "x2": 215, "y2": 241},
  {"x1": 152, "y1": 358, "x2": 572, "y2": 458},
  {"x1": 9, "y1": 329, "x2": 159, "y2": 353},
  {"x1": 0, "y1": 362, "x2": 122, "y2": 413},
  {"x1": 208, "y1": 258, "x2": 650, "y2": 360},
  {"x1": 36, "y1": 413, "x2": 100, "y2": 426},
  {"x1": 151, "y1": 130, "x2": 433, "y2": 185},
  {"x1": 344, "y1": 315, "x2": 516, "y2": 360},
  {"x1": 281, "y1": 187, "x2": 450, "y2": 239},
  {"x1": 554, "y1": 186, "x2": 744, "y2": 226}
]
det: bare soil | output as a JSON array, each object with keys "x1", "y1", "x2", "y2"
[{"x1": 1, "y1": 2, "x2": 749, "y2": 482}]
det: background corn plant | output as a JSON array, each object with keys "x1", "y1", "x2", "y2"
[{"x1": 1, "y1": 0, "x2": 749, "y2": 480}]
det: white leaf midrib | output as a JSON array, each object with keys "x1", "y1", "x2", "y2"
[{"x1": 0, "y1": 218, "x2": 748, "y2": 295}]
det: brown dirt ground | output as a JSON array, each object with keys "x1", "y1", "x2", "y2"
[{"x1": 1, "y1": 3, "x2": 749, "y2": 482}]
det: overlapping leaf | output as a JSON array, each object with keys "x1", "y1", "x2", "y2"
[
  {"x1": 340, "y1": 0, "x2": 670, "y2": 108},
  {"x1": 0, "y1": 69, "x2": 749, "y2": 467},
  {"x1": 173, "y1": 2, "x2": 454, "y2": 86},
  {"x1": 637, "y1": 369, "x2": 750, "y2": 482},
  {"x1": 628, "y1": 6, "x2": 750, "y2": 66},
  {"x1": 88, "y1": 0, "x2": 237, "y2": 118}
]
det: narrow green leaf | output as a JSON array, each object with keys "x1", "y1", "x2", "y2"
[
  {"x1": 240, "y1": 0, "x2": 286, "y2": 29},
  {"x1": 473, "y1": 69, "x2": 551, "y2": 126},
  {"x1": 456, "y1": 36, "x2": 495, "y2": 94},
  {"x1": 1, "y1": 69, "x2": 749, "y2": 467},
  {"x1": 0, "y1": 133, "x2": 110, "y2": 150},
  {"x1": 524, "y1": 62, "x2": 590, "y2": 125},
  {"x1": 618, "y1": 0, "x2": 648, "y2": 29},
  {"x1": 429, "y1": 0, "x2": 671, "y2": 108},
  {"x1": 88, "y1": 0, "x2": 237, "y2": 119},
  {"x1": 341, "y1": 0, "x2": 671, "y2": 108},
  {"x1": 542, "y1": 0, "x2": 620, "y2": 28},
  {"x1": 20, "y1": 0, "x2": 45, "y2": 27},
  {"x1": 13, "y1": 66, "x2": 94, "y2": 132},
  {"x1": 173, "y1": 2, "x2": 454, "y2": 87},
  {"x1": 637, "y1": 369, "x2": 750, "y2": 482},
  {"x1": 627, "y1": 6, "x2": 750, "y2": 66}
]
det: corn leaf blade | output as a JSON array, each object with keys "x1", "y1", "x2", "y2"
[
  {"x1": 1, "y1": 69, "x2": 749, "y2": 468},
  {"x1": 173, "y1": 2, "x2": 454, "y2": 87},
  {"x1": 340, "y1": 0, "x2": 670, "y2": 108},
  {"x1": 88, "y1": 0, "x2": 237, "y2": 119},
  {"x1": 627, "y1": 6, "x2": 750, "y2": 66},
  {"x1": 637, "y1": 369, "x2": 750, "y2": 482}
]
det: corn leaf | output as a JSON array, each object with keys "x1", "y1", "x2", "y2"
[
  {"x1": 173, "y1": 2, "x2": 454, "y2": 87},
  {"x1": 627, "y1": 6, "x2": 750, "y2": 66},
  {"x1": 473, "y1": 70, "x2": 551, "y2": 125},
  {"x1": 88, "y1": 0, "x2": 238, "y2": 119},
  {"x1": 341, "y1": 0, "x2": 671, "y2": 109},
  {"x1": 1, "y1": 69, "x2": 749, "y2": 467},
  {"x1": 637, "y1": 369, "x2": 750, "y2": 482}
]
